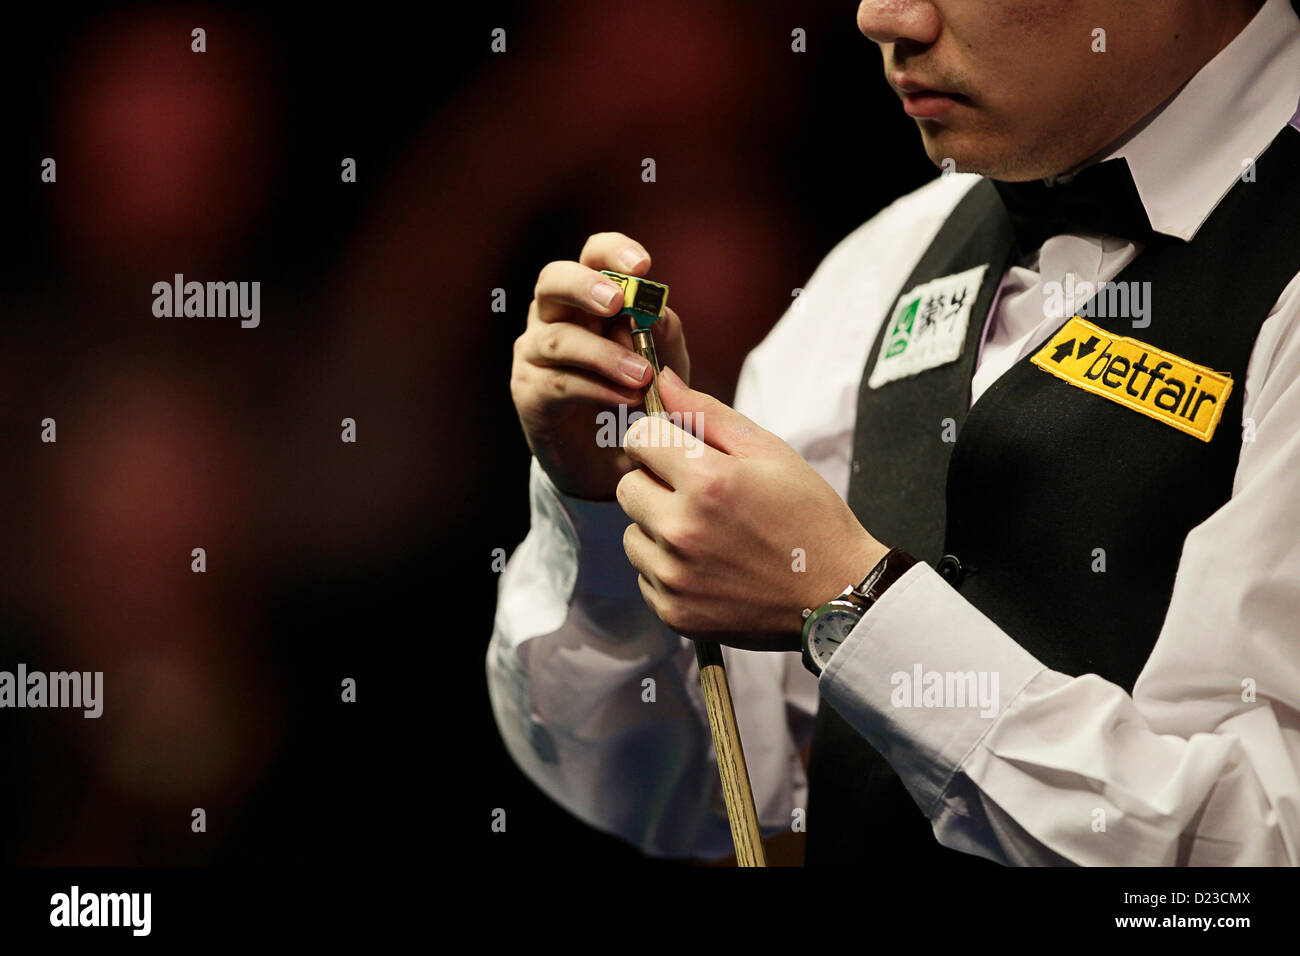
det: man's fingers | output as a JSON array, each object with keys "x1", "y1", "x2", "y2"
[
  {"x1": 624, "y1": 515, "x2": 692, "y2": 598},
  {"x1": 512, "y1": 362, "x2": 648, "y2": 410},
  {"x1": 623, "y1": 522, "x2": 676, "y2": 593},
  {"x1": 616, "y1": 466, "x2": 674, "y2": 532},
  {"x1": 519, "y1": 320, "x2": 653, "y2": 387},
  {"x1": 655, "y1": 369, "x2": 769, "y2": 457},
  {"x1": 578, "y1": 232, "x2": 651, "y2": 275},
  {"x1": 533, "y1": 260, "x2": 632, "y2": 325},
  {"x1": 607, "y1": 321, "x2": 636, "y2": 352},
  {"x1": 652, "y1": 306, "x2": 689, "y2": 383},
  {"x1": 621, "y1": 413, "x2": 718, "y2": 488}
]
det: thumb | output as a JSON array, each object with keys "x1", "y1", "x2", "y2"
[{"x1": 656, "y1": 365, "x2": 771, "y2": 457}]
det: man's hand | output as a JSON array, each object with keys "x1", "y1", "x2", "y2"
[
  {"x1": 618, "y1": 367, "x2": 889, "y2": 651},
  {"x1": 511, "y1": 232, "x2": 691, "y2": 501}
]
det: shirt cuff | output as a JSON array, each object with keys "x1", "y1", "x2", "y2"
[
  {"x1": 530, "y1": 457, "x2": 641, "y2": 601},
  {"x1": 818, "y1": 561, "x2": 1047, "y2": 817}
]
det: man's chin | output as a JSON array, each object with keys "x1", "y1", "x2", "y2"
[{"x1": 918, "y1": 127, "x2": 1046, "y2": 182}]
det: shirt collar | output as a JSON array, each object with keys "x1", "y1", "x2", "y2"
[{"x1": 1102, "y1": 0, "x2": 1300, "y2": 242}]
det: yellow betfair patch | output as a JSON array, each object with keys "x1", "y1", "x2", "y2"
[{"x1": 1030, "y1": 317, "x2": 1233, "y2": 442}]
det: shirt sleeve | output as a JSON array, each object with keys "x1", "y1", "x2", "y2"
[
  {"x1": 485, "y1": 463, "x2": 806, "y2": 860},
  {"x1": 818, "y1": 274, "x2": 1300, "y2": 865}
]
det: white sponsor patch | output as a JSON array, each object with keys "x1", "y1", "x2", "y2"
[{"x1": 868, "y1": 265, "x2": 988, "y2": 388}]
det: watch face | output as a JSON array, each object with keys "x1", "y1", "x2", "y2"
[{"x1": 807, "y1": 603, "x2": 862, "y2": 670}]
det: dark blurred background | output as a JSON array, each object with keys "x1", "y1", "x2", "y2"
[{"x1": 1, "y1": 1, "x2": 934, "y2": 867}]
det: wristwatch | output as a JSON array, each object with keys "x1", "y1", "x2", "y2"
[{"x1": 800, "y1": 548, "x2": 918, "y2": 677}]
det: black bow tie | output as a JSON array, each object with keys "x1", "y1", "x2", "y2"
[{"x1": 991, "y1": 157, "x2": 1170, "y2": 255}]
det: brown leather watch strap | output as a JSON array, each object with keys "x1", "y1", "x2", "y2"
[{"x1": 853, "y1": 547, "x2": 919, "y2": 608}]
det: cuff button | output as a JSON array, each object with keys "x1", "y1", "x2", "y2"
[{"x1": 936, "y1": 554, "x2": 965, "y2": 585}]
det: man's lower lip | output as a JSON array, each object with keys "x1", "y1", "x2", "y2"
[{"x1": 902, "y1": 91, "x2": 963, "y2": 118}]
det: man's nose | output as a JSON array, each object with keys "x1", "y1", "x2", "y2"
[{"x1": 857, "y1": 0, "x2": 942, "y2": 46}]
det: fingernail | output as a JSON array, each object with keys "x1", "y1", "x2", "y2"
[
  {"x1": 593, "y1": 281, "x2": 621, "y2": 307},
  {"x1": 660, "y1": 366, "x2": 683, "y2": 388},
  {"x1": 619, "y1": 248, "x2": 648, "y2": 271},
  {"x1": 620, "y1": 355, "x2": 649, "y2": 383}
]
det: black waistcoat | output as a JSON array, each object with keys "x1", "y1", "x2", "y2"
[{"x1": 804, "y1": 123, "x2": 1300, "y2": 867}]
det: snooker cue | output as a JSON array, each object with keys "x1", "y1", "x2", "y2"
[{"x1": 631, "y1": 326, "x2": 768, "y2": 868}]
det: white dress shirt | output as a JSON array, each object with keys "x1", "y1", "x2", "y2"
[{"x1": 486, "y1": 0, "x2": 1300, "y2": 864}]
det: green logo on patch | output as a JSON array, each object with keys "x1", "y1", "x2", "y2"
[{"x1": 885, "y1": 297, "x2": 919, "y2": 358}]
